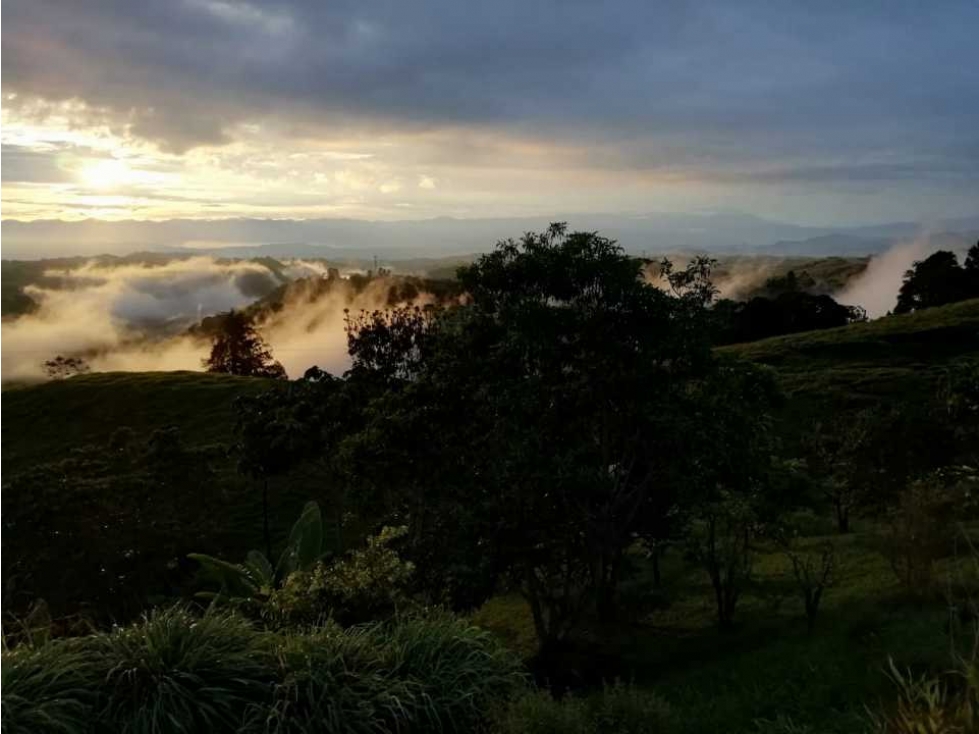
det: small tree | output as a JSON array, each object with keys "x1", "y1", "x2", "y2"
[
  {"x1": 203, "y1": 310, "x2": 286, "y2": 379},
  {"x1": 776, "y1": 530, "x2": 837, "y2": 634},
  {"x1": 880, "y1": 475, "x2": 959, "y2": 592},
  {"x1": 686, "y1": 492, "x2": 757, "y2": 632},
  {"x1": 43, "y1": 355, "x2": 91, "y2": 379}
]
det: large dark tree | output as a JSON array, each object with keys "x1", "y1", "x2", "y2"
[
  {"x1": 341, "y1": 224, "x2": 778, "y2": 652},
  {"x1": 203, "y1": 310, "x2": 286, "y2": 379},
  {"x1": 712, "y1": 292, "x2": 865, "y2": 345},
  {"x1": 894, "y1": 250, "x2": 972, "y2": 314},
  {"x1": 966, "y1": 242, "x2": 979, "y2": 292}
]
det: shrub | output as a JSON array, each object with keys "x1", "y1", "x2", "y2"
[
  {"x1": 752, "y1": 716, "x2": 814, "y2": 734},
  {"x1": 1, "y1": 640, "x2": 96, "y2": 734},
  {"x1": 88, "y1": 606, "x2": 271, "y2": 734},
  {"x1": 263, "y1": 624, "x2": 420, "y2": 734},
  {"x1": 493, "y1": 690, "x2": 591, "y2": 734},
  {"x1": 879, "y1": 476, "x2": 959, "y2": 592},
  {"x1": 269, "y1": 526, "x2": 415, "y2": 626},
  {"x1": 589, "y1": 682, "x2": 673, "y2": 734},
  {"x1": 372, "y1": 613, "x2": 525, "y2": 730},
  {"x1": 265, "y1": 613, "x2": 525, "y2": 733},
  {"x1": 493, "y1": 684, "x2": 672, "y2": 734},
  {"x1": 869, "y1": 658, "x2": 978, "y2": 733},
  {"x1": 2, "y1": 606, "x2": 521, "y2": 734}
]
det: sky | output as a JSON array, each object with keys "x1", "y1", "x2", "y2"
[{"x1": 3, "y1": 0, "x2": 978, "y2": 226}]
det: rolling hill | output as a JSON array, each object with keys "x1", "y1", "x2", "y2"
[{"x1": 3, "y1": 300, "x2": 977, "y2": 621}]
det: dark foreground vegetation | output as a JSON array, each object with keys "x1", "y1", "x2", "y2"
[{"x1": 3, "y1": 226, "x2": 979, "y2": 733}]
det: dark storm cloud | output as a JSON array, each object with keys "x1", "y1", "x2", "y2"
[{"x1": 3, "y1": 0, "x2": 978, "y2": 183}]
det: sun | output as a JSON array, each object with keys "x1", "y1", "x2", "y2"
[{"x1": 79, "y1": 158, "x2": 133, "y2": 189}]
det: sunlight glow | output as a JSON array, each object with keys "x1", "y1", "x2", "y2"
[{"x1": 79, "y1": 159, "x2": 134, "y2": 189}]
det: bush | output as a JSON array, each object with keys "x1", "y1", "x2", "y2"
[
  {"x1": 493, "y1": 691, "x2": 592, "y2": 734},
  {"x1": 264, "y1": 624, "x2": 420, "y2": 733},
  {"x1": 87, "y1": 606, "x2": 271, "y2": 734},
  {"x1": 265, "y1": 613, "x2": 524, "y2": 733},
  {"x1": 590, "y1": 682, "x2": 673, "y2": 734},
  {"x1": 878, "y1": 476, "x2": 959, "y2": 592},
  {"x1": 1, "y1": 640, "x2": 96, "y2": 734},
  {"x1": 269, "y1": 526, "x2": 415, "y2": 626},
  {"x1": 372, "y1": 613, "x2": 525, "y2": 729},
  {"x1": 869, "y1": 658, "x2": 978, "y2": 733},
  {"x1": 1, "y1": 605, "x2": 523, "y2": 734},
  {"x1": 493, "y1": 683, "x2": 672, "y2": 734}
]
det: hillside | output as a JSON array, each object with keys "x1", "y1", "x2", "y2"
[
  {"x1": 2, "y1": 371, "x2": 271, "y2": 474},
  {"x1": 6, "y1": 300, "x2": 976, "y2": 471},
  {"x1": 723, "y1": 297, "x2": 979, "y2": 415},
  {"x1": 3, "y1": 301, "x2": 977, "y2": 622}
]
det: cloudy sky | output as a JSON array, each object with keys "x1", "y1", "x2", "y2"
[{"x1": 3, "y1": 0, "x2": 978, "y2": 225}]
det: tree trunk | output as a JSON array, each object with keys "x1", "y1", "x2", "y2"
[
  {"x1": 262, "y1": 477, "x2": 272, "y2": 561},
  {"x1": 594, "y1": 550, "x2": 622, "y2": 624},
  {"x1": 651, "y1": 545, "x2": 662, "y2": 588},
  {"x1": 836, "y1": 499, "x2": 850, "y2": 534}
]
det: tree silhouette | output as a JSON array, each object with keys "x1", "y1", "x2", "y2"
[
  {"x1": 894, "y1": 250, "x2": 971, "y2": 314},
  {"x1": 44, "y1": 355, "x2": 91, "y2": 379},
  {"x1": 203, "y1": 310, "x2": 286, "y2": 379},
  {"x1": 965, "y1": 241, "x2": 979, "y2": 291}
]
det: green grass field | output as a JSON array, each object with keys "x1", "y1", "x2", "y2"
[
  {"x1": 723, "y1": 297, "x2": 979, "y2": 408},
  {"x1": 1, "y1": 371, "x2": 270, "y2": 474},
  {"x1": 3, "y1": 301, "x2": 978, "y2": 731},
  {"x1": 474, "y1": 523, "x2": 979, "y2": 733}
]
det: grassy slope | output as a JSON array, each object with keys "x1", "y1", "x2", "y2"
[
  {"x1": 3, "y1": 302, "x2": 978, "y2": 730},
  {"x1": 723, "y1": 297, "x2": 979, "y2": 414},
  {"x1": 2, "y1": 371, "x2": 270, "y2": 474},
  {"x1": 10, "y1": 299, "x2": 975, "y2": 465}
]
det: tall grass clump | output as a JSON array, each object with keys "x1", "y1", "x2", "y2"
[
  {"x1": 264, "y1": 613, "x2": 525, "y2": 733},
  {"x1": 262, "y1": 623, "x2": 421, "y2": 734},
  {"x1": 868, "y1": 658, "x2": 978, "y2": 733},
  {"x1": 1, "y1": 640, "x2": 97, "y2": 734},
  {"x1": 88, "y1": 605, "x2": 271, "y2": 734},
  {"x1": 374, "y1": 613, "x2": 526, "y2": 730}
]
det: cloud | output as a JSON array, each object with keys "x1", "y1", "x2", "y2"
[
  {"x1": 1, "y1": 258, "x2": 276, "y2": 379},
  {"x1": 0, "y1": 256, "x2": 438, "y2": 381},
  {"x1": 4, "y1": 2, "x2": 978, "y2": 171}
]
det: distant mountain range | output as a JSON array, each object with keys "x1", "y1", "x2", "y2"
[{"x1": 3, "y1": 212, "x2": 977, "y2": 260}]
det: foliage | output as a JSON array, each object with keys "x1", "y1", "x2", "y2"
[
  {"x1": 493, "y1": 690, "x2": 592, "y2": 734},
  {"x1": 1, "y1": 606, "x2": 523, "y2": 734},
  {"x1": 1, "y1": 640, "x2": 97, "y2": 734},
  {"x1": 493, "y1": 683, "x2": 672, "y2": 734},
  {"x1": 264, "y1": 614, "x2": 524, "y2": 733},
  {"x1": 779, "y1": 534, "x2": 837, "y2": 633},
  {"x1": 869, "y1": 658, "x2": 978, "y2": 734},
  {"x1": 895, "y1": 249, "x2": 979, "y2": 315},
  {"x1": 685, "y1": 492, "x2": 758, "y2": 631},
  {"x1": 43, "y1": 355, "x2": 91, "y2": 380},
  {"x1": 88, "y1": 606, "x2": 269, "y2": 734},
  {"x1": 590, "y1": 681, "x2": 674, "y2": 734},
  {"x1": 203, "y1": 309, "x2": 286, "y2": 379},
  {"x1": 712, "y1": 291, "x2": 866, "y2": 346},
  {"x1": 878, "y1": 475, "x2": 961, "y2": 592},
  {"x1": 190, "y1": 501, "x2": 338, "y2": 613},
  {"x1": 342, "y1": 224, "x2": 778, "y2": 652},
  {"x1": 269, "y1": 525, "x2": 415, "y2": 626}
]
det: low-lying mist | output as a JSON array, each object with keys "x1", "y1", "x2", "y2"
[
  {"x1": 0, "y1": 257, "x2": 432, "y2": 382},
  {"x1": 2, "y1": 232, "x2": 966, "y2": 382}
]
